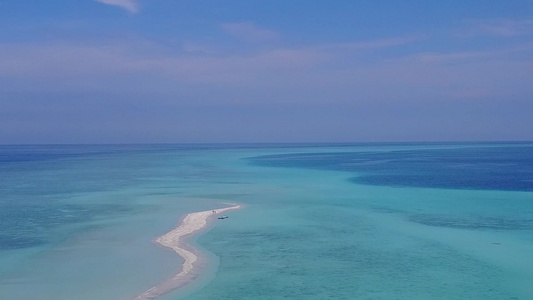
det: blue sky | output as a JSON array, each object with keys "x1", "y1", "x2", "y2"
[{"x1": 1, "y1": 0, "x2": 532, "y2": 143}]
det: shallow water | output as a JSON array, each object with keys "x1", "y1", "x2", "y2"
[{"x1": 1, "y1": 143, "x2": 532, "y2": 299}]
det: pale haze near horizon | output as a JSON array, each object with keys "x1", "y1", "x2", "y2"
[{"x1": 0, "y1": 1, "x2": 532, "y2": 144}]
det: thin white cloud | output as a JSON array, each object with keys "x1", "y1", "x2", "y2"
[
  {"x1": 415, "y1": 51, "x2": 491, "y2": 64},
  {"x1": 317, "y1": 35, "x2": 421, "y2": 52},
  {"x1": 181, "y1": 41, "x2": 217, "y2": 55},
  {"x1": 413, "y1": 43, "x2": 533, "y2": 64},
  {"x1": 221, "y1": 22, "x2": 280, "y2": 43},
  {"x1": 1, "y1": 37, "x2": 531, "y2": 104},
  {"x1": 95, "y1": 0, "x2": 139, "y2": 13},
  {"x1": 458, "y1": 19, "x2": 533, "y2": 37},
  {"x1": 0, "y1": 41, "x2": 324, "y2": 89}
]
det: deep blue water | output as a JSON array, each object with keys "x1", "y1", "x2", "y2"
[
  {"x1": 0, "y1": 144, "x2": 218, "y2": 165},
  {"x1": 0, "y1": 143, "x2": 281, "y2": 251},
  {"x1": 0, "y1": 144, "x2": 173, "y2": 251},
  {"x1": 249, "y1": 144, "x2": 533, "y2": 192},
  {"x1": 2, "y1": 143, "x2": 533, "y2": 300},
  {"x1": 4, "y1": 143, "x2": 531, "y2": 251}
]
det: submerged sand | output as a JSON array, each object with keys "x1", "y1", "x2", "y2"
[{"x1": 131, "y1": 204, "x2": 241, "y2": 300}]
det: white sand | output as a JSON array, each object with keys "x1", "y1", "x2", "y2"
[{"x1": 131, "y1": 204, "x2": 241, "y2": 300}]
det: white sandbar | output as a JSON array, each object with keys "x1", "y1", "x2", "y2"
[{"x1": 131, "y1": 204, "x2": 241, "y2": 300}]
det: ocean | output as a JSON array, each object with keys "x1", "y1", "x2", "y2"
[{"x1": 0, "y1": 143, "x2": 532, "y2": 299}]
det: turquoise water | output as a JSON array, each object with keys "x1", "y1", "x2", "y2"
[{"x1": 1, "y1": 144, "x2": 532, "y2": 299}]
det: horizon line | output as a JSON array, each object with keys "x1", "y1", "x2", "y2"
[{"x1": 1, "y1": 140, "x2": 532, "y2": 147}]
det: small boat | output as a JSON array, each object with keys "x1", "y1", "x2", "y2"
[{"x1": 217, "y1": 216, "x2": 229, "y2": 220}]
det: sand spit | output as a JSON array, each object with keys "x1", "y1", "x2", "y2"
[{"x1": 131, "y1": 204, "x2": 241, "y2": 300}]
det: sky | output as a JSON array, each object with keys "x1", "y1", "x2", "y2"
[{"x1": 0, "y1": 0, "x2": 532, "y2": 144}]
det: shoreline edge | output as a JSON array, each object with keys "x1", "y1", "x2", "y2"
[{"x1": 131, "y1": 203, "x2": 242, "y2": 300}]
